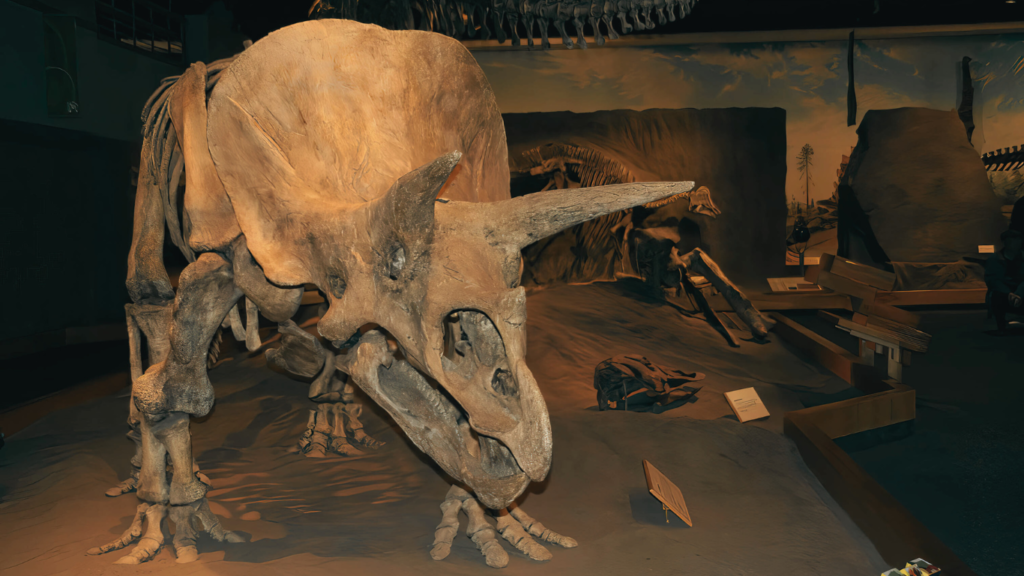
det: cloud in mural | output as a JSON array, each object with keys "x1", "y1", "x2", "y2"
[{"x1": 474, "y1": 34, "x2": 1024, "y2": 203}]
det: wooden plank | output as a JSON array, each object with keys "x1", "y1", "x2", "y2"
[
  {"x1": 848, "y1": 295, "x2": 873, "y2": 315},
  {"x1": 710, "y1": 287, "x2": 981, "y2": 312},
  {"x1": 841, "y1": 325, "x2": 902, "y2": 354},
  {"x1": 769, "y1": 313, "x2": 887, "y2": 393},
  {"x1": 819, "y1": 253, "x2": 837, "y2": 274},
  {"x1": 796, "y1": 381, "x2": 915, "y2": 438},
  {"x1": 888, "y1": 348, "x2": 904, "y2": 381},
  {"x1": 867, "y1": 316, "x2": 931, "y2": 350},
  {"x1": 804, "y1": 263, "x2": 821, "y2": 284},
  {"x1": 852, "y1": 312, "x2": 868, "y2": 325},
  {"x1": 866, "y1": 302, "x2": 921, "y2": 328},
  {"x1": 817, "y1": 270, "x2": 878, "y2": 304},
  {"x1": 708, "y1": 291, "x2": 851, "y2": 312},
  {"x1": 875, "y1": 289, "x2": 986, "y2": 306},
  {"x1": 784, "y1": 411, "x2": 977, "y2": 575},
  {"x1": 817, "y1": 310, "x2": 842, "y2": 325},
  {"x1": 837, "y1": 317, "x2": 928, "y2": 353},
  {"x1": 830, "y1": 258, "x2": 897, "y2": 291},
  {"x1": 860, "y1": 339, "x2": 874, "y2": 365}
]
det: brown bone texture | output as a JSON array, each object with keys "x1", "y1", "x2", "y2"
[{"x1": 124, "y1": 20, "x2": 693, "y2": 518}]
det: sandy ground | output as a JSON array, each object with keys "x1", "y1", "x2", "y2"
[{"x1": 0, "y1": 282, "x2": 888, "y2": 575}]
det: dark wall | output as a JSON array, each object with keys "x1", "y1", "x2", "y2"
[
  {"x1": 0, "y1": 1, "x2": 192, "y2": 347},
  {"x1": 504, "y1": 107, "x2": 789, "y2": 288},
  {"x1": 0, "y1": 1, "x2": 184, "y2": 141},
  {"x1": 0, "y1": 120, "x2": 135, "y2": 341}
]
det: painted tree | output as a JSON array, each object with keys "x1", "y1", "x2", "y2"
[{"x1": 796, "y1": 144, "x2": 814, "y2": 207}]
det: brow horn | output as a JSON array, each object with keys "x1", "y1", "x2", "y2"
[
  {"x1": 375, "y1": 151, "x2": 462, "y2": 241},
  {"x1": 473, "y1": 181, "x2": 696, "y2": 249}
]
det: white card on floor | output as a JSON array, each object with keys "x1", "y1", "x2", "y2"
[
  {"x1": 643, "y1": 460, "x2": 692, "y2": 526},
  {"x1": 724, "y1": 387, "x2": 770, "y2": 423}
]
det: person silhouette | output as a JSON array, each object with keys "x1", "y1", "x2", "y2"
[{"x1": 985, "y1": 229, "x2": 1024, "y2": 335}]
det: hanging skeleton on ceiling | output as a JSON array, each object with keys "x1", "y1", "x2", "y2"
[{"x1": 308, "y1": 0, "x2": 702, "y2": 48}]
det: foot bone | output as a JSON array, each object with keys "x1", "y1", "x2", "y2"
[
  {"x1": 87, "y1": 498, "x2": 243, "y2": 564},
  {"x1": 430, "y1": 485, "x2": 576, "y2": 568}
]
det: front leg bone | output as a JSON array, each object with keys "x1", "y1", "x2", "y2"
[{"x1": 152, "y1": 412, "x2": 208, "y2": 505}]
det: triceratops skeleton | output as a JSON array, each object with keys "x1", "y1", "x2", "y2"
[{"x1": 91, "y1": 19, "x2": 764, "y2": 568}]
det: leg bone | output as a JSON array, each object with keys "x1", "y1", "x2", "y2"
[
  {"x1": 463, "y1": 495, "x2": 509, "y2": 568},
  {"x1": 669, "y1": 248, "x2": 774, "y2": 339},
  {"x1": 430, "y1": 485, "x2": 469, "y2": 560}
]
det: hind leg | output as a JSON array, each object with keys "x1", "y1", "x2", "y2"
[{"x1": 90, "y1": 252, "x2": 244, "y2": 564}]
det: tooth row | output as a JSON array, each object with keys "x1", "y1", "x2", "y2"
[
  {"x1": 378, "y1": 0, "x2": 700, "y2": 50},
  {"x1": 415, "y1": 370, "x2": 461, "y2": 421}
]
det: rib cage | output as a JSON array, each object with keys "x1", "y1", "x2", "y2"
[{"x1": 138, "y1": 56, "x2": 238, "y2": 265}]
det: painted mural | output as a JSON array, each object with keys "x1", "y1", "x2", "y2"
[{"x1": 473, "y1": 34, "x2": 1024, "y2": 209}]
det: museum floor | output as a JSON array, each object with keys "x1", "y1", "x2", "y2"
[{"x1": 0, "y1": 282, "x2": 1016, "y2": 575}]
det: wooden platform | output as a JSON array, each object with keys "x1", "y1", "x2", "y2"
[
  {"x1": 774, "y1": 312, "x2": 978, "y2": 574},
  {"x1": 707, "y1": 288, "x2": 985, "y2": 313}
]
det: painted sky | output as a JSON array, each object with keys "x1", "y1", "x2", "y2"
[{"x1": 473, "y1": 34, "x2": 1024, "y2": 203}]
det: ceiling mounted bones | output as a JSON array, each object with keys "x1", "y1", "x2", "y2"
[{"x1": 308, "y1": 0, "x2": 701, "y2": 48}]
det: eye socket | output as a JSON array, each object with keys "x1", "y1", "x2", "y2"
[
  {"x1": 327, "y1": 274, "x2": 347, "y2": 299},
  {"x1": 387, "y1": 245, "x2": 406, "y2": 280}
]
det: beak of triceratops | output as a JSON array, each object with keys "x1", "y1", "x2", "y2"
[{"x1": 332, "y1": 152, "x2": 694, "y2": 509}]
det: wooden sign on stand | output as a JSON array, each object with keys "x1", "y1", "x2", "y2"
[{"x1": 643, "y1": 460, "x2": 692, "y2": 526}]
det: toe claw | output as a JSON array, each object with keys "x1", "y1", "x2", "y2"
[
  {"x1": 496, "y1": 512, "x2": 552, "y2": 562},
  {"x1": 430, "y1": 542, "x2": 452, "y2": 561},
  {"x1": 105, "y1": 476, "x2": 138, "y2": 497},
  {"x1": 509, "y1": 504, "x2": 576, "y2": 548}
]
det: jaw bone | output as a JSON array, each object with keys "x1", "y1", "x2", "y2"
[{"x1": 339, "y1": 330, "x2": 531, "y2": 509}]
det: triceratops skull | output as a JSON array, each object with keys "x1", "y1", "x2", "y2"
[
  {"x1": 313, "y1": 151, "x2": 693, "y2": 508},
  {"x1": 200, "y1": 20, "x2": 694, "y2": 509}
]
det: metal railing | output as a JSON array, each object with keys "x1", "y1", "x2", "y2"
[{"x1": 94, "y1": 0, "x2": 184, "y2": 64}]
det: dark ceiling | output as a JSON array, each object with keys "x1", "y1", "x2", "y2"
[{"x1": 172, "y1": 0, "x2": 1024, "y2": 42}]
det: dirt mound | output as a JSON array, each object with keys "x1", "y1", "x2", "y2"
[{"x1": 0, "y1": 283, "x2": 885, "y2": 576}]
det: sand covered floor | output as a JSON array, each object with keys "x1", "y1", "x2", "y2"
[{"x1": 0, "y1": 283, "x2": 887, "y2": 575}]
